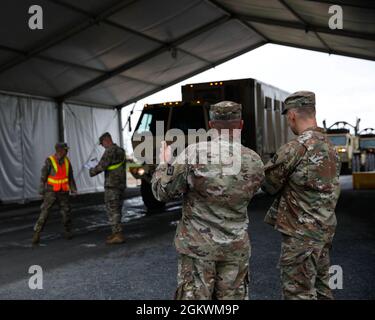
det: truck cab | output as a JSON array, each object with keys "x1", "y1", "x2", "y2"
[
  {"x1": 130, "y1": 101, "x2": 208, "y2": 210},
  {"x1": 327, "y1": 132, "x2": 353, "y2": 162},
  {"x1": 324, "y1": 121, "x2": 356, "y2": 174}
]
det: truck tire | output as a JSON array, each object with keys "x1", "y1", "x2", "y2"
[{"x1": 140, "y1": 180, "x2": 166, "y2": 212}]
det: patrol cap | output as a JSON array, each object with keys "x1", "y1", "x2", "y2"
[
  {"x1": 282, "y1": 91, "x2": 315, "y2": 115},
  {"x1": 55, "y1": 142, "x2": 69, "y2": 151},
  {"x1": 209, "y1": 101, "x2": 242, "y2": 120},
  {"x1": 99, "y1": 132, "x2": 112, "y2": 144}
]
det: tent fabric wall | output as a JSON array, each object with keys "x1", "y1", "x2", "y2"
[
  {"x1": 0, "y1": 93, "x2": 121, "y2": 203},
  {"x1": 21, "y1": 99, "x2": 59, "y2": 199},
  {"x1": 64, "y1": 103, "x2": 120, "y2": 194},
  {"x1": 0, "y1": 94, "x2": 24, "y2": 202},
  {"x1": 0, "y1": 93, "x2": 58, "y2": 202}
]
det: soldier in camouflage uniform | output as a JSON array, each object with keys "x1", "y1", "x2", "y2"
[
  {"x1": 262, "y1": 91, "x2": 341, "y2": 300},
  {"x1": 90, "y1": 132, "x2": 126, "y2": 244},
  {"x1": 32, "y1": 142, "x2": 77, "y2": 245},
  {"x1": 152, "y1": 101, "x2": 265, "y2": 300}
]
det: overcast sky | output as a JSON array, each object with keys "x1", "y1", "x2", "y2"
[{"x1": 122, "y1": 44, "x2": 375, "y2": 154}]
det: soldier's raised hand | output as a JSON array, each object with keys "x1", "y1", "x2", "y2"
[{"x1": 159, "y1": 141, "x2": 172, "y2": 164}]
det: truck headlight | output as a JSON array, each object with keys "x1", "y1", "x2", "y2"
[
  {"x1": 129, "y1": 166, "x2": 145, "y2": 177},
  {"x1": 338, "y1": 147, "x2": 347, "y2": 153}
]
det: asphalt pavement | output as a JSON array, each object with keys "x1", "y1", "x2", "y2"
[{"x1": 0, "y1": 176, "x2": 374, "y2": 300}]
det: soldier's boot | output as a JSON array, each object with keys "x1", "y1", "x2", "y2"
[
  {"x1": 106, "y1": 234, "x2": 115, "y2": 242},
  {"x1": 106, "y1": 233, "x2": 125, "y2": 245},
  {"x1": 64, "y1": 230, "x2": 73, "y2": 240},
  {"x1": 32, "y1": 232, "x2": 40, "y2": 246}
]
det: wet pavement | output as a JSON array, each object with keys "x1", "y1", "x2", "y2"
[{"x1": 0, "y1": 176, "x2": 374, "y2": 299}]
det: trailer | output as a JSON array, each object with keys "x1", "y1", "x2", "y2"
[{"x1": 181, "y1": 78, "x2": 294, "y2": 161}]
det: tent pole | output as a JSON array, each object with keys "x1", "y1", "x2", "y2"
[
  {"x1": 58, "y1": 102, "x2": 65, "y2": 142},
  {"x1": 117, "y1": 107, "x2": 124, "y2": 149},
  {"x1": 117, "y1": 106, "x2": 127, "y2": 189}
]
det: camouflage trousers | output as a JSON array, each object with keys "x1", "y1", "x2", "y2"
[
  {"x1": 104, "y1": 187, "x2": 124, "y2": 234},
  {"x1": 279, "y1": 235, "x2": 333, "y2": 300},
  {"x1": 175, "y1": 254, "x2": 249, "y2": 300},
  {"x1": 34, "y1": 192, "x2": 71, "y2": 233}
]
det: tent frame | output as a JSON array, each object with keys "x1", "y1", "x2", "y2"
[{"x1": 0, "y1": 0, "x2": 373, "y2": 110}]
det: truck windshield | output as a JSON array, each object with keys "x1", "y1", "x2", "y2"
[
  {"x1": 360, "y1": 139, "x2": 375, "y2": 149},
  {"x1": 328, "y1": 136, "x2": 347, "y2": 146},
  {"x1": 170, "y1": 105, "x2": 206, "y2": 134},
  {"x1": 135, "y1": 108, "x2": 170, "y2": 135}
]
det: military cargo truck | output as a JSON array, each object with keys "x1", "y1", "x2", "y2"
[
  {"x1": 353, "y1": 128, "x2": 375, "y2": 172},
  {"x1": 130, "y1": 78, "x2": 293, "y2": 210},
  {"x1": 323, "y1": 121, "x2": 357, "y2": 174}
]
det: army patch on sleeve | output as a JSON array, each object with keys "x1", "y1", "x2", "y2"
[{"x1": 167, "y1": 165, "x2": 174, "y2": 176}]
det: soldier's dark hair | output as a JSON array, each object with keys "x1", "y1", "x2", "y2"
[
  {"x1": 209, "y1": 119, "x2": 242, "y2": 130},
  {"x1": 292, "y1": 106, "x2": 316, "y2": 119},
  {"x1": 99, "y1": 132, "x2": 112, "y2": 144}
]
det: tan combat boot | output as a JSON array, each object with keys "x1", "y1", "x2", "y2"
[
  {"x1": 106, "y1": 233, "x2": 125, "y2": 245},
  {"x1": 32, "y1": 232, "x2": 40, "y2": 246},
  {"x1": 106, "y1": 234, "x2": 115, "y2": 242}
]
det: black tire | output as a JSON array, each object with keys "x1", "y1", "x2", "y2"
[{"x1": 140, "y1": 180, "x2": 166, "y2": 212}]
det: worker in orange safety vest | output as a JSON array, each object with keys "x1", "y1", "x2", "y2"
[{"x1": 32, "y1": 142, "x2": 77, "y2": 245}]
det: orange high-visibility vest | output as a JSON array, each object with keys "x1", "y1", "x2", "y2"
[{"x1": 47, "y1": 155, "x2": 70, "y2": 192}]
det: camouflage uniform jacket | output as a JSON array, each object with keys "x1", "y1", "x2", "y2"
[
  {"x1": 39, "y1": 156, "x2": 77, "y2": 194},
  {"x1": 262, "y1": 127, "x2": 341, "y2": 243},
  {"x1": 152, "y1": 137, "x2": 265, "y2": 261},
  {"x1": 90, "y1": 144, "x2": 126, "y2": 189}
]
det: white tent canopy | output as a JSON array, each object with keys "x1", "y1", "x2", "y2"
[{"x1": 0, "y1": 0, "x2": 373, "y2": 108}]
